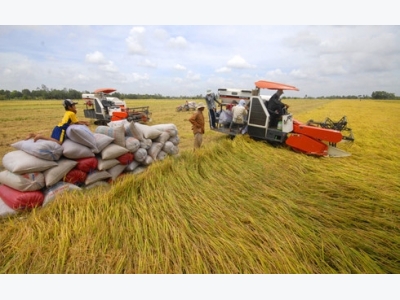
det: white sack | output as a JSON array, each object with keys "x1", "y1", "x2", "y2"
[
  {"x1": 124, "y1": 121, "x2": 144, "y2": 141},
  {"x1": 97, "y1": 158, "x2": 120, "y2": 171},
  {"x1": 11, "y1": 139, "x2": 63, "y2": 161},
  {"x1": 0, "y1": 171, "x2": 45, "y2": 192},
  {"x1": 66, "y1": 124, "x2": 98, "y2": 152},
  {"x1": 85, "y1": 170, "x2": 112, "y2": 185},
  {"x1": 125, "y1": 137, "x2": 141, "y2": 153},
  {"x1": 148, "y1": 142, "x2": 163, "y2": 160},
  {"x1": 107, "y1": 164, "x2": 127, "y2": 181},
  {"x1": 101, "y1": 143, "x2": 129, "y2": 160},
  {"x1": 93, "y1": 133, "x2": 115, "y2": 153},
  {"x1": 0, "y1": 197, "x2": 17, "y2": 218},
  {"x1": 95, "y1": 125, "x2": 125, "y2": 147},
  {"x1": 62, "y1": 139, "x2": 95, "y2": 159},
  {"x1": 135, "y1": 123, "x2": 162, "y2": 140},
  {"x1": 2, "y1": 150, "x2": 58, "y2": 174},
  {"x1": 43, "y1": 158, "x2": 78, "y2": 187},
  {"x1": 133, "y1": 148, "x2": 147, "y2": 163}
]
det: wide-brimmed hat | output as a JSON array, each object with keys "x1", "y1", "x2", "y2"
[
  {"x1": 206, "y1": 89, "x2": 212, "y2": 94},
  {"x1": 196, "y1": 103, "x2": 205, "y2": 109},
  {"x1": 63, "y1": 99, "x2": 78, "y2": 108}
]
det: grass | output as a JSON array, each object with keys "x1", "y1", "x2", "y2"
[{"x1": 0, "y1": 99, "x2": 399, "y2": 274}]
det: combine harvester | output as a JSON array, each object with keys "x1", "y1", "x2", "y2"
[
  {"x1": 82, "y1": 88, "x2": 152, "y2": 125},
  {"x1": 212, "y1": 80, "x2": 354, "y2": 157}
]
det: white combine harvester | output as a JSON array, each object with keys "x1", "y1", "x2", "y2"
[{"x1": 82, "y1": 88, "x2": 152, "y2": 125}]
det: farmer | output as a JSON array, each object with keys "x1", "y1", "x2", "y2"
[
  {"x1": 230, "y1": 99, "x2": 248, "y2": 133},
  {"x1": 232, "y1": 99, "x2": 248, "y2": 125},
  {"x1": 205, "y1": 89, "x2": 221, "y2": 129},
  {"x1": 266, "y1": 89, "x2": 289, "y2": 128},
  {"x1": 188, "y1": 103, "x2": 206, "y2": 150},
  {"x1": 26, "y1": 99, "x2": 89, "y2": 145}
]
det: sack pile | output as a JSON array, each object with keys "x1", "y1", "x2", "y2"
[{"x1": 0, "y1": 121, "x2": 180, "y2": 217}]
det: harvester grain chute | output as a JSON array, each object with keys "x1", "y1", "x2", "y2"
[
  {"x1": 212, "y1": 80, "x2": 355, "y2": 157},
  {"x1": 82, "y1": 88, "x2": 152, "y2": 126}
]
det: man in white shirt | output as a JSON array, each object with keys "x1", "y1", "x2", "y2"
[{"x1": 231, "y1": 99, "x2": 248, "y2": 133}]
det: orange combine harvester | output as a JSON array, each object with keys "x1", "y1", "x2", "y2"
[{"x1": 212, "y1": 80, "x2": 354, "y2": 157}]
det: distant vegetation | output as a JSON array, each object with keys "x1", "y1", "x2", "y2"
[
  {"x1": 0, "y1": 85, "x2": 201, "y2": 101},
  {"x1": 0, "y1": 85, "x2": 398, "y2": 100}
]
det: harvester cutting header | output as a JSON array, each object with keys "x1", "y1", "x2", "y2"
[
  {"x1": 212, "y1": 80, "x2": 354, "y2": 157},
  {"x1": 82, "y1": 88, "x2": 152, "y2": 126}
]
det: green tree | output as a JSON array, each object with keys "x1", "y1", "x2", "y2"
[
  {"x1": 371, "y1": 91, "x2": 396, "y2": 99},
  {"x1": 22, "y1": 89, "x2": 31, "y2": 99},
  {"x1": 10, "y1": 90, "x2": 22, "y2": 99}
]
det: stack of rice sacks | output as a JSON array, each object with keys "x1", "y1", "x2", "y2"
[{"x1": 0, "y1": 120, "x2": 180, "y2": 217}]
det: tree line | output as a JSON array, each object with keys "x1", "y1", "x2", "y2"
[
  {"x1": 0, "y1": 85, "x2": 398, "y2": 100},
  {"x1": 0, "y1": 85, "x2": 203, "y2": 100}
]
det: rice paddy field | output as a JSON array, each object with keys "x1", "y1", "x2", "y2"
[{"x1": 0, "y1": 99, "x2": 399, "y2": 277}]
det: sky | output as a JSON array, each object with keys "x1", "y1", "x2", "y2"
[{"x1": 1, "y1": 2, "x2": 399, "y2": 99}]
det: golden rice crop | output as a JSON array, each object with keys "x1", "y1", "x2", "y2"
[{"x1": 0, "y1": 99, "x2": 399, "y2": 274}]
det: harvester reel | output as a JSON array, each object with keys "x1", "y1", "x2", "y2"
[{"x1": 307, "y1": 116, "x2": 354, "y2": 142}]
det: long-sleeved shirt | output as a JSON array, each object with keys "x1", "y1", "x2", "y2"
[
  {"x1": 205, "y1": 93, "x2": 219, "y2": 110},
  {"x1": 189, "y1": 110, "x2": 205, "y2": 134},
  {"x1": 266, "y1": 92, "x2": 285, "y2": 114},
  {"x1": 232, "y1": 105, "x2": 248, "y2": 124}
]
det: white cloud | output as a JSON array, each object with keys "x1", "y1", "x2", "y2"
[
  {"x1": 290, "y1": 69, "x2": 308, "y2": 78},
  {"x1": 173, "y1": 77, "x2": 184, "y2": 83},
  {"x1": 168, "y1": 36, "x2": 188, "y2": 48},
  {"x1": 130, "y1": 73, "x2": 150, "y2": 82},
  {"x1": 85, "y1": 51, "x2": 118, "y2": 73},
  {"x1": 138, "y1": 59, "x2": 157, "y2": 68},
  {"x1": 99, "y1": 62, "x2": 118, "y2": 73},
  {"x1": 226, "y1": 55, "x2": 255, "y2": 69},
  {"x1": 186, "y1": 71, "x2": 201, "y2": 81},
  {"x1": 126, "y1": 26, "x2": 147, "y2": 55},
  {"x1": 85, "y1": 51, "x2": 107, "y2": 64},
  {"x1": 267, "y1": 69, "x2": 285, "y2": 76},
  {"x1": 130, "y1": 27, "x2": 145, "y2": 35},
  {"x1": 216, "y1": 67, "x2": 231, "y2": 73},
  {"x1": 75, "y1": 74, "x2": 89, "y2": 81},
  {"x1": 174, "y1": 64, "x2": 186, "y2": 71}
]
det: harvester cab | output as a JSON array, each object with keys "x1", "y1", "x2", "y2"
[
  {"x1": 82, "y1": 88, "x2": 152, "y2": 126},
  {"x1": 212, "y1": 80, "x2": 354, "y2": 157}
]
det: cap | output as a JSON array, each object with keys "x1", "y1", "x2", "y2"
[
  {"x1": 196, "y1": 103, "x2": 205, "y2": 109},
  {"x1": 63, "y1": 99, "x2": 78, "y2": 108}
]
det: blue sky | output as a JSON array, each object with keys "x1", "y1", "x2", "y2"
[{"x1": 1, "y1": 2, "x2": 399, "y2": 98}]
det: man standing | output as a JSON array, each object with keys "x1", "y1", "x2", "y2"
[
  {"x1": 205, "y1": 89, "x2": 220, "y2": 129},
  {"x1": 266, "y1": 89, "x2": 289, "y2": 128},
  {"x1": 189, "y1": 103, "x2": 206, "y2": 150}
]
